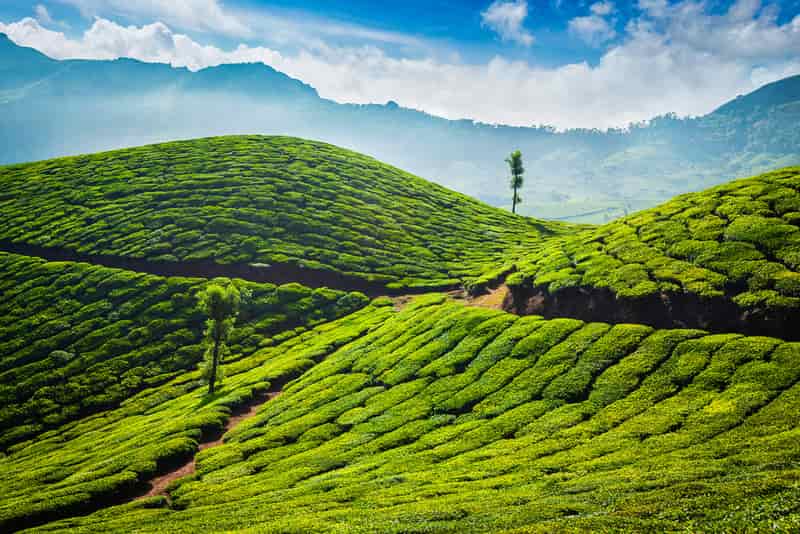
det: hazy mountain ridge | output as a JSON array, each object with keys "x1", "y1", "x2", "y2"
[{"x1": 2, "y1": 33, "x2": 799, "y2": 222}]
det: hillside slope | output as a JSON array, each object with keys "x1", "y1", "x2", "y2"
[
  {"x1": 2, "y1": 138, "x2": 800, "y2": 532},
  {"x1": 508, "y1": 167, "x2": 800, "y2": 338},
  {"x1": 3, "y1": 297, "x2": 799, "y2": 532},
  {"x1": 0, "y1": 252, "x2": 367, "y2": 448},
  {"x1": 0, "y1": 135, "x2": 565, "y2": 291}
]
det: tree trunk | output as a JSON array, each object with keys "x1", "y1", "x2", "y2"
[
  {"x1": 208, "y1": 331, "x2": 220, "y2": 395},
  {"x1": 512, "y1": 185, "x2": 517, "y2": 214}
]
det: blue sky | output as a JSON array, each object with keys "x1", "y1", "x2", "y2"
[
  {"x1": 2, "y1": 1, "x2": 800, "y2": 128},
  {"x1": 0, "y1": 1, "x2": 652, "y2": 64}
]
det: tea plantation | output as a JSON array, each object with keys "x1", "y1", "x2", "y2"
[
  {"x1": 0, "y1": 302, "x2": 389, "y2": 531},
  {"x1": 0, "y1": 135, "x2": 566, "y2": 290},
  {"x1": 510, "y1": 167, "x2": 800, "y2": 310},
  {"x1": 3, "y1": 139, "x2": 800, "y2": 532},
  {"x1": 7, "y1": 296, "x2": 799, "y2": 533},
  {"x1": 0, "y1": 252, "x2": 368, "y2": 448}
]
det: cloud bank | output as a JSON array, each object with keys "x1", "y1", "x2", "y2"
[
  {"x1": 57, "y1": 0, "x2": 250, "y2": 37},
  {"x1": 2, "y1": 0, "x2": 800, "y2": 129}
]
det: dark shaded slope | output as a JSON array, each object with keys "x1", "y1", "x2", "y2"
[
  {"x1": 506, "y1": 282, "x2": 796, "y2": 339},
  {"x1": 0, "y1": 240, "x2": 458, "y2": 296}
]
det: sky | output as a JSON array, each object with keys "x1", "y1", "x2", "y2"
[{"x1": 1, "y1": 0, "x2": 800, "y2": 129}]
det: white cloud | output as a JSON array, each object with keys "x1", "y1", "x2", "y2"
[
  {"x1": 34, "y1": 4, "x2": 55, "y2": 26},
  {"x1": 0, "y1": 17, "x2": 279, "y2": 70},
  {"x1": 569, "y1": 16, "x2": 616, "y2": 46},
  {"x1": 591, "y1": 1, "x2": 615, "y2": 16},
  {"x1": 642, "y1": 0, "x2": 800, "y2": 62},
  {"x1": 637, "y1": 0, "x2": 669, "y2": 18},
  {"x1": 56, "y1": 0, "x2": 251, "y2": 37},
  {"x1": 569, "y1": 2, "x2": 617, "y2": 47},
  {"x1": 2, "y1": 0, "x2": 800, "y2": 130},
  {"x1": 481, "y1": 0, "x2": 535, "y2": 46}
]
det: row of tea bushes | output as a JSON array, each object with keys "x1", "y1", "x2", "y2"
[
  {"x1": 0, "y1": 303, "x2": 390, "y2": 531},
  {"x1": 0, "y1": 252, "x2": 368, "y2": 448},
  {"x1": 0, "y1": 135, "x2": 566, "y2": 289},
  {"x1": 510, "y1": 167, "x2": 800, "y2": 309},
  {"x1": 25, "y1": 297, "x2": 800, "y2": 532}
]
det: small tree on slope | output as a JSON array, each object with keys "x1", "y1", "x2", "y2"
[
  {"x1": 506, "y1": 150, "x2": 524, "y2": 214},
  {"x1": 198, "y1": 281, "x2": 241, "y2": 395}
]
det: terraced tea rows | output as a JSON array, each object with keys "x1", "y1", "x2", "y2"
[
  {"x1": 10, "y1": 296, "x2": 799, "y2": 533},
  {"x1": 0, "y1": 135, "x2": 566, "y2": 290},
  {"x1": 0, "y1": 303, "x2": 390, "y2": 531},
  {"x1": 508, "y1": 167, "x2": 800, "y2": 336},
  {"x1": 3, "y1": 139, "x2": 800, "y2": 533},
  {"x1": 0, "y1": 252, "x2": 368, "y2": 448}
]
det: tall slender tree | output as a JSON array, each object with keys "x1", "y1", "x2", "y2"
[
  {"x1": 506, "y1": 150, "x2": 524, "y2": 214},
  {"x1": 198, "y1": 281, "x2": 241, "y2": 395}
]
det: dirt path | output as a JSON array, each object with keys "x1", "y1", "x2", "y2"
[
  {"x1": 467, "y1": 284, "x2": 510, "y2": 310},
  {"x1": 141, "y1": 390, "x2": 282, "y2": 500}
]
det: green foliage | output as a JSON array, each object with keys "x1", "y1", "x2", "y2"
[
  {"x1": 0, "y1": 253, "x2": 366, "y2": 447},
  {"x1": 5, "y1": 300, "x2": 800, "y2": 532},
  {"x1": 2, "y1": 142, "x2": 800, "y2": 533},
  {"x1": 0, "y1": 135, "x2": 568, "y2": 289},
  {"x1": 506, "y1": 150, "x2": 525, "y2": 214},
  {"x1": 512, "y1": 167, "x2": 800, "y2": 311},
  {"x1": 197, "y1": 282, "x2": 241, "y2": 394}
]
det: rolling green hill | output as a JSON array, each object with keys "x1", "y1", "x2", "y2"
[
  {"x1": 0, "y1": 135, "x2": 565, "y2": 291},
  {"x1": 0, "y1": 252, "x2": 367, "y2": 448},
  {"x1": 2, "y1": 139, "x2": 800, "y2": 532},
  {"x1": 508, "y1": 167, "x2": 800, "y2": 336},
  {"x1": 2, "y1": 297, "x2": 799, "y2": 532}
]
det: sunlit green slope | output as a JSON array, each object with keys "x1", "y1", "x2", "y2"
[
  {"x1": 0, "y1": 135, "x2": 567, "y2": 290},
  {"x1": 0, "y1": 252, "x2": 367, "y2": 448},
  {"x1": 6, "y1": 296, "x2": 799, "y2": 532},
  {"x1": 510, "y1": 167, "x2": 800, "y2": 312}
]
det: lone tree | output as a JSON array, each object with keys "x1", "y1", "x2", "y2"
[
  {"x1": 198, "y1": 281, "x2": 241, "y2": 395},
  {"x1": 506, "y1": 150, "x2": 524, "y2": 214}
]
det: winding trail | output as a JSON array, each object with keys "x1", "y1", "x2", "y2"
[
  {"x1": 140, "y1": 390, "x2": 282, "y2": 502},
  {"x1": 140, "y1": 289, "x2": 510, "y2": 504}
]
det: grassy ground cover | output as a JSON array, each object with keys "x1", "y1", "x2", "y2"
[
  {"x1": 0, "y1": 135, "x2": 567, "y2": 290},
  {"x1": 0, "y1": 252, "x2": 368, "y2": 448},
  {"x1": 8, "y1": 296, "x2": 798, "y2": 533},
  {"x1": 510, "y1": 167, "x2": 800, "y2": 310}
]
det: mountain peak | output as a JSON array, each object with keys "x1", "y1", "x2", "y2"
[
  {"x1": 713, "y1": 74, "x2": 800, "y2": 116},
  {"x1": 0, "y1": 32, "x2": 59, "y2": 91}
]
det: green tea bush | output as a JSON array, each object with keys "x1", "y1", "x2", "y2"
[
  {"x1": 0, "y1": 253, "x2": 366, "y2": 447},
  {"x1": 511, "y1": 167, "x2": 800, "y2": 312},
  {"x1": 0, "y1": 136, "x2": 568, "y2": 290},
  {"x1": 9, "y1": 298, "x2": 799, "y2": 533}
]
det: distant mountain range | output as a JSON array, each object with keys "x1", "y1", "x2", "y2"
[{"x1": 2, "y1": 33, "x2": 799, "y2": 222}]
